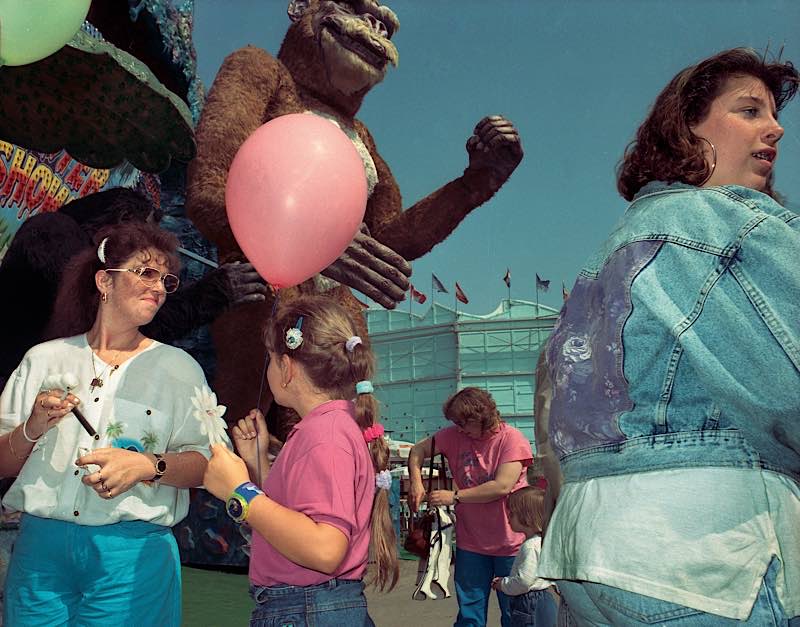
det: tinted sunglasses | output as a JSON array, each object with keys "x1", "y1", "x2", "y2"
[{"x1": 105, "y1": 266, "x2": 180, "y2": 293}]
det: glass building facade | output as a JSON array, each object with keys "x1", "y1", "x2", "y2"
[{"x1": 366, "y1": 299, "x2": 559, "y2": 449}]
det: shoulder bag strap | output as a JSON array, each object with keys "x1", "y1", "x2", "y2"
[{"x1": 426, "y1": 436, "x2": 436, "y2": 494}]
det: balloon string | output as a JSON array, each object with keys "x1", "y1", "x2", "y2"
[{"x1": 254, "y1": 288, "x2": 280, "y2": 486}]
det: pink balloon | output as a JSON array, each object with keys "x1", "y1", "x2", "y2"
[{"x1": 225, "y1": 113, "x2": 368, "y2": 288}]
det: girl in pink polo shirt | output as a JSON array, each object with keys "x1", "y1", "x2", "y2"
[{"x1": 204, "y1": 295, "x2": 398, "y2": 626}]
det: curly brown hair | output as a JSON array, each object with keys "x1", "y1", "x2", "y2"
[
  {"x1": 617, "y1": 48, "x2": 799, "y2": 201},
  {"x1": 442, "y1": 387, "x2": 503, "y2": 435}
]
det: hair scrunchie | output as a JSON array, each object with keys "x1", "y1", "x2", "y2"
[
  {"x1": 363, "y1": 423, "x2": 384, "y2": 443},
  {"x1": 355, "y1": 380, "x2": 373, "y2": 395},
  {"x1": 375, "y1": 469, "x2": 393, "y2": 491},
  {"x1": 345, "y1": 336, "x2": 362, "y2": 352}
]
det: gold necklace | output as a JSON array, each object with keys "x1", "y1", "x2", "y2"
[{"x1": 90, "y1": 350, "x2": 121, "y2": 393}]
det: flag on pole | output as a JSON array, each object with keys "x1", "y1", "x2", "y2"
[
  {"x1": 432, "y1": 273, "x2": 448, "y2": 293},
  {"x1": 536, "y1": 273, "x2": 551, "y2": 292},
  {"x1": 562, "y1": 281, "x2": 570, "y2": 302},
  {"x1": 502, "y1": 268, "x2": 511, "y2": 288},
  {"x1": 455, "y1": 282, "x2": 469, "y2": 304},
  {"x1": 410, "y1": 285, "x2": 427, "y2": 304}
]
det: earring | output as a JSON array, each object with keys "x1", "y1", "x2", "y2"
[
  {"x1": 697, "y1": 137, "x2": 717, "y2": 186},
  {"x1": 281, "y1": 382, "x2": 288, "y2": 388},
  {"x1": 101, "y1": 292, "x2": 108, "y2": 303}
]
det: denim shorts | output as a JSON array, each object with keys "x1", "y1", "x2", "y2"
[{"x1": 249, "y1": 578, "x2": 374, "y2": 627}]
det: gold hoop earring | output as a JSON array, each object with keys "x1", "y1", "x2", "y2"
[{"x1": 697, "y1": 137, "x2": 717, "y2": 186}]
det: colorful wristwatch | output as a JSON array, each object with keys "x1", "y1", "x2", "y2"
[{"x1": 226, "y1": 481, "x2": 265, "y2": 523}]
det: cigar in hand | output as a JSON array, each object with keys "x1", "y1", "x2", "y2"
[{"x1": 71, "y1": 406, "x2": 99, "y2": 440}]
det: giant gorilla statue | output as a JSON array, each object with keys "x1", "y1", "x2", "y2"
[{"x1": 187, "y1": 0, "x2": 524, "y2": 432}]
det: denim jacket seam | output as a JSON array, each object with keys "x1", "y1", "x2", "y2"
[
  {"x1": 616, "y1": 243, "x2": 662, "y2": 424},
  {"x1": 654, "y1": 342, "x2": 682, "y2": 432},
  {"x1": 559, "y1": 429, "x2": 744, "y2": 459},
  {"x1": 630, "y1": 235, "x2": 731, "y2": 256},
  {"x1": 729, "y1": 260, "x2": 800, "y2": 371},
  {"x1": 583, "y1": 236, "x2": 728, "y2": 277},
  {"x1": 652, "y1": 252, "x2": 731, "y2": 430}
]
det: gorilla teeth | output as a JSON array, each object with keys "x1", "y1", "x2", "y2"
[{"x1": 328, "y1": 27, "x2": 385, "y2": 68}]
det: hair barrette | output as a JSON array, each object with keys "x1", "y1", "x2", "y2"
[
  {"x1": 285, "y1": 316, "x2": 304, "y2": 350},
  {"x1": 97, "y1": 237, "x2": 108, "y2": 264}
]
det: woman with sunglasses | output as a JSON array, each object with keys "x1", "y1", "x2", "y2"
[{"x1": 0, "y1": 222, "x2": 223, "y2": 626}]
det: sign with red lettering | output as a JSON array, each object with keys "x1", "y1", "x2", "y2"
[{"x1": 0, "y1": 141, "x2": 154, "y2": 259}]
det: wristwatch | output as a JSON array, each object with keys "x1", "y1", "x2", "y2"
[
  {"x1": 152, "y1": 453, "x2": 167, "y2": 481},
  {"x1": 226, "y1": 481, "x2": 265, "y2": 523},
  {"x1": 453, "y1": 489, "x2": 460, "y2": 505}
]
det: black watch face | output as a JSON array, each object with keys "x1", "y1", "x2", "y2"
[
  {"x1": 156, "y1": 459, "x2": 167, "y2": 474},
  {"x1": 227, "y1": 498, "x2": 244, "y2": 519}
]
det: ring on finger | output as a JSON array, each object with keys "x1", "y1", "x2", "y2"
[{"x1": 106, "y1": 489, "x2": 113, "y2": 498}]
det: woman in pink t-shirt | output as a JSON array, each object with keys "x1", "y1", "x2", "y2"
[
  {"x1": 204, "y1": 296, "x2": 399, "y2": 626},
  {"x1": 408, "y1": 387, "x2": 533, "y2": 627}
]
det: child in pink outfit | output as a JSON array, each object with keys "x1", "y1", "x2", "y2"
[{"x1": 204, "y1": 296, "x2": 398, "y2": 626}]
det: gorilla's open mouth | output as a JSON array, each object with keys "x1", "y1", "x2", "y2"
[{"x1": 324, "y1": 22, "x2": 387, "y2": 69}]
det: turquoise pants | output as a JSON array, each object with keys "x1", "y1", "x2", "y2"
[{"x1": 4, "y1": 514, "x2": 181, "y2": 627}]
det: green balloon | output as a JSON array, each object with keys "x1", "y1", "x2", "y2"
[{"x1": 0, "y1": 0, "x2": 91, "y2": 66}]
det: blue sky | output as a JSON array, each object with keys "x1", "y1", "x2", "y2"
[{"x1": 193, "y1": 0, "x2": 799, "y2": 314}]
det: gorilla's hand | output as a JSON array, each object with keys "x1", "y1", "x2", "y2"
[
  {"x1": 218, "y1": 261, "x2": 270, "y2": 306},
  {"x1": 321, "y1": 223, "x2": 411, "y2": 309},
  {"x1": 466, "y1": 115, "x2": 523, "y2": 186}
]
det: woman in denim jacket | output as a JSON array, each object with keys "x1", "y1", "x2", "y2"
[{"x1": 536, "y1": 48, "x2": 800, "y2": 625}]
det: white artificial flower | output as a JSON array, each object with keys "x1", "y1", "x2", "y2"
[
  {"x1": 190, "y1": 385, "x2": 228, "y2": 446},
  {"x1": 41, "y1": 372, "x2": 79, "y2": 399},
  {"x1": 61, "y1": 372, "x2": 79, "y2": 391},
  {"x1": 41, "y1": 374, "x2": 62, "y2": 391}
]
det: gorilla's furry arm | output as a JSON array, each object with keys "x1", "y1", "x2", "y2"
[{"x1": 356, "y1": 116, "x2": 523, "y2": 261}]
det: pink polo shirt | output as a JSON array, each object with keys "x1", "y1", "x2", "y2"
[
  {"x1": 436, "y1": 422, "x2": 532, "y2": 556},
  {"x1": 249, "y1": 400, "x2": 375, "y2": 587}
]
